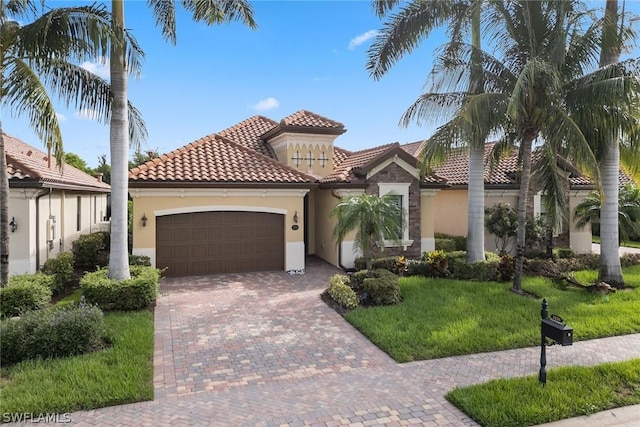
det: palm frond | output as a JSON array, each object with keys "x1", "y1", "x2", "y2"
[{"x1": 179, "y1": 0, "x2": 256, "y2": 28}]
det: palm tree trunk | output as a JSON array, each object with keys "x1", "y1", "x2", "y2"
[
  {"x1": 598, "y1": 0, "x2": 623, "y2": 287},
  {"x1": 466, "y1": 1, "x2": 485, "y2": 263},
  {"x1": 512, "y1": 134, "x2": 534, "y2": 292},
  {"x1": 108, "y1": 0, "x2": 131, "y2": 280},
  {"x1": 0, "y1": 120, "x2": 9, "y2": 286}
]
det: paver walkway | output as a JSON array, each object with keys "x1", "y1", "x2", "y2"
[{"x1": 9, "y1": 257, "x2": 640, "y2": 426}]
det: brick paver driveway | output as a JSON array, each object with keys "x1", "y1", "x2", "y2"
[{"x1": 11, "y1": 257, "x2": 640, "y2": 426}]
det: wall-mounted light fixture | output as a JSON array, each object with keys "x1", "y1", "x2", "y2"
[
  {"x1": 9, "y1": 217, "x2": 17, "y2": 233},
  {"x1": 141, "y1": 213, "x2": 148, "y2": 227},
  {"x1": 293, "y1": 211, "x2": 299, "y2": 223}
]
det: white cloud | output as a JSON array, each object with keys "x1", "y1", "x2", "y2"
[
  {"x1": 74, "y1": 108, "x2": 101, "y2": 120},
  {"x1": 56, "y1": 113, "x2": 67, "y2": 122},
  {"x1": 80, "y1": 58, "x2": 110, "y2": 79},
  {"x1": 252, "y1": 97, "x2": 280, "y2": 111},
  {"x1": 348, "y1": 30, "x2": 378, "y2": 50}
]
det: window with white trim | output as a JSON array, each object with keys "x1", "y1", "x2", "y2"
[{"x1": 378, "y1": 183, "x2": 413, "y2": 248}]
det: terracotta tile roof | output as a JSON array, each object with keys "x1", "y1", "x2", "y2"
[
  {"x1": 4, "y1": 133, "x2": 110, "y2": 191},
  {"x1": 280, "y1": 110, "x2": 345, "y2": 130},
  {"x1": 129, "y1": 133, "x2": 315, "y2": 184},
  {"x1": 333, "y1": 146, "x2": 352, "y2": 165},
  {"x1": 400, "y1": 140, "x2": 426, "y2": 157},
  {"x1": 321, "y1": 143, "x2": 399, "y2": 183},
  {"x1": 620, "y1": 170, "x2": 638, "y2": 187},
  {"x1": 218, "y1": 115, "x2": 278, "y2": 157}
]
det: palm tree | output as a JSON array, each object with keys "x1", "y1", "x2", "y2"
[
  {"x1": 330, "y1": 193, "x2": 404, "y2": 271},
  {"x1": 575, "y1": 184, "x2": 640, "y2": 242},
  {"x1": 107, "y1": 0, "x2": 257, "y2": 280},
  {"x1": 0, "y1": 1, "x2": 144, "y2": 285},
  {"x1": 401, "y1": 1, "x2": 639, "y2": 293},
  {"x1": 367, "y1": 0, "x2": 488, "y2": 263}
]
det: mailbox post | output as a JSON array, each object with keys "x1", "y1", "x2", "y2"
[{"x1": 539, "y1": 298, "x2": 573, "y2": 386}]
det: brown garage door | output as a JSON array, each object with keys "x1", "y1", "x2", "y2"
[{"x1": 156, "y1": 211, "x2": 284, "y2": 277}]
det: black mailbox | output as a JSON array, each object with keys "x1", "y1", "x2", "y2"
[{"x1": 542, "y1": 318, "x2": 573, "y2": 346}]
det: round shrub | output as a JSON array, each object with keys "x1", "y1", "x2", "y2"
[
  {"x1": 128, "y1": 254, "x2": 152, "y2": 266},
  {"x1": 406, "y1": 259, "x2": 431, "y2": 277},
  {"x1": 1, "y1": 275, "x2": 53, "y2": 318},
  {"x1": 80, "y1": 266, "x2": 160, "y2": 311},
  {"x1": 0, "y1": 301, "x2": 104, "y2": 366},
  {"x1": 327, "y1": 275, "x2": 358, "y2": 309},
  {"x1": 621, "y1": 253, "x2": 640, "y2": 267},
  {"x1": 435, "y1": 238, "x2": 457, "y2": 253},
  {"x1": 72, "y1": 232, "x2": 110, "y2": 269},
  {"x1": 362, "y1": 269, "x2": 402, "y2": 305},
  {"x1": 41, "y1": 252, "x2": 74, "y2": 294}
]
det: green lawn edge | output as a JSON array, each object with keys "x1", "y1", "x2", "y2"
[
  {"x1": 0, "y1": 310, "x2": 154, "y2": 415},
  {"x1": 344, "y1": 266, "x2": 640, "y2": 362},
  {"x1": 446, "y1": 359, "x2": 640, "y2": 427}
]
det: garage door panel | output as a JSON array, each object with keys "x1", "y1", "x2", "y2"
[{"x1": 156, "y1": 211, "x2": 284, "y2": 277}]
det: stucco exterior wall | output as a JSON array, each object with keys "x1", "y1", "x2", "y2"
[
  {"x1": 569, "y1": 190, "x2": 593, "y2": 253},
  {"x1": 268, "y1": 133, "x2": 338, "y2": 178},
  {"x1": 421, "y1": 190, "x2": 439, "y2": 253},
  {"x1": 434, "y1": 189, "x2": 468, "y2": 236},
  {"x1": 314, "y1": 188, "x2": 362, "y2": 268},
  {"x1": 130, "y1": 188, "x2": 308, "y2": 270},
  {"x1": 8, "y1": 188, "x2": 109, "y2": 276}
]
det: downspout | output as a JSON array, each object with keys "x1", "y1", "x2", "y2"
[{"x1": 34, "y1": 188, "x2": 51, "y2": 271}]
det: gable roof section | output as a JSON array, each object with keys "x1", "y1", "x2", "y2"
[
  {"x1": 261, "y1": 110, "x2": 346, "y2": 140},
  {"x1": 5, "y1": 133, "x2": 110, "y2": 192},
  {"x1": 322, "y1": 143, "x2": 416, "y2": 184},
  {"x1": 129, "y1": 133, "x2": 316, "y2": 186},
  {"x1": 218, "y1": 115, "x2": 278, "y2": 157}
]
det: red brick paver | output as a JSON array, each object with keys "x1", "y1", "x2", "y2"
[{"x1": 7, "y1": 257, "x2": 640, "y2": 426}]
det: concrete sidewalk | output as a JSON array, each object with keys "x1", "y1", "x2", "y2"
[{"x1": 536, "y1": 404, "x2": 640, "y2": 427}]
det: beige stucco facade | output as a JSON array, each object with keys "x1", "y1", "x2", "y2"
[
  {"x1": 130, "y1": 188, "x2": 308, "y2": 271},
  {"x1": 8, "y1": 188, "x2": 109, "y2": 275}
]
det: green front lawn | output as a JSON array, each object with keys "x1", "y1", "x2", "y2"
[
  {"x1": 592, "y1": 235, "x2": 640, "y2": 249},
  {"x1": 345, "y1": 266, "x2": 640, "y2": 362},
  {"x1": 0, "y1": 310, "x2": 154, "y2": 415},
  {"x1": 447, "y1": 359, "x2": 640, "y2": 427}
]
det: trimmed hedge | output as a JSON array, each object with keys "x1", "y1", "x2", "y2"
[
  {"x1": 80, "y1": 266, "x2": 160, "y2": 311},
  {"x1": 449, "y1": 258, "x2": 500, "y2": 282},
  {"x1": 1, "y1": 275, "x2": 53, "y2": 318},
  {"x1": 0, "y1": 302, "x2": 104, "y2": 366},
  {"x1": 435, "y1": 238, "x2": 457, "y2": 253},
  {"x1": 327, "y1": 274, "x2": 358, "y2": 309},
  {"x1": 435, "y1": 233, "x2": 467, "y2": 251},
  {"x1": 72, "y1": 232, "x2": 110, "y2": 269},
  {"x1": 354, "y1": 256, "x2": 407, "y2": 275},
  {"x1": 41, "y1": 252, "x2": 74, "y2": 294},
  {"x1": 128, "y1": 254, "x2": 152, "y2": 266}
]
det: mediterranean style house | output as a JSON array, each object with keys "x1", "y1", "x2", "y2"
[
  {"x1": 129, "y1": 110, "x2": 597, "y2": 277},
  {"x1": 5, "y1": 133, "x2": 110, "y2": 276}
]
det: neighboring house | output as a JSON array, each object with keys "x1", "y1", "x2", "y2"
[
  {"x1": 5, "y1": 133, "x2": 110, "y2": 275},
  {"x1": 129, "y1": 110, "x2": 594, "y2": 277}
]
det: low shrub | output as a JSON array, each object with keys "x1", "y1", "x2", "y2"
[
  {"x1": 327, "y1": 274, "x2": 358, "y2": 310},
  {"x1": 435, "y1": 233, "x2": 467, "y2": 251},
  {"x1": 1, "y1": 275, "x2": 53, "y2": 318},
  {"x1": 354, "y1": 257, "x2": 367, "y2": 272},
  {"x1": 424, "y1": 250, "x2": 449, "y2": 277},
  {"x1": 449, "y1": 259, "x2": 499, "y2": 282},
  {"x1": 435, "y1": 238, "x2": 457, "y2": 253},
  {"x1": 41, "y1": 252, "x2": 74, "y2": 294},
  {"x1": 406, "y1": 259, "x2": 431, "y2": 277},
  {"x1": 555, "y1": 253, "x2": 600, "y2": 272},
  {"x1": 128, "y1": 254, "x2": 152, "y2": 266},
  {"x1": 0, "y1": 300, "x2": 104, "y2": 366},
  {"x1": 349, "y1": 269, "x2": 369, "y2": 292},
  {"x1": 80, "y1": 266, "x2": 160, "y2": 311},
  {"x1": 354, "y1": 256, "x2": 407, "y2": 275},
  {"x1": 557, "y1": 247, "x2": 576, "y2": 259},
  {"x1": 361, "y1": 269, "x2": 402, "y2": 305},
  {"x1": 524, "y1": 249, "x2": 548, "y2": 259},
  {"x1": 621, "y1": 253, "x2": 640, "y2": 267},
  {"x1": 72, "y1": 232, "x2": 110, "y2": 270},
  {"x1": 498, "y1": 254, "x2": 516, "y2": 282},
  {"x1": 485, "y1": 252, "x2": 501, "y2": 263}
]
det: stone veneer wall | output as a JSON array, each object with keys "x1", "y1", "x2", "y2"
[{"x1": 365, "y1": 163, "x2": 422, "y2": 259}]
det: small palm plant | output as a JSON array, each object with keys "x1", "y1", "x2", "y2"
[
  {"x1": 330, "y1": 193, "x2": 404, "y2": 271},
  {"x1": 575, "y1": 184, "x2": 640, "y2": 243}
]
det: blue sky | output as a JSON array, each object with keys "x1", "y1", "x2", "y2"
[{"x1": 4, "y1": 1, "x2": 640, "y2": 168}]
